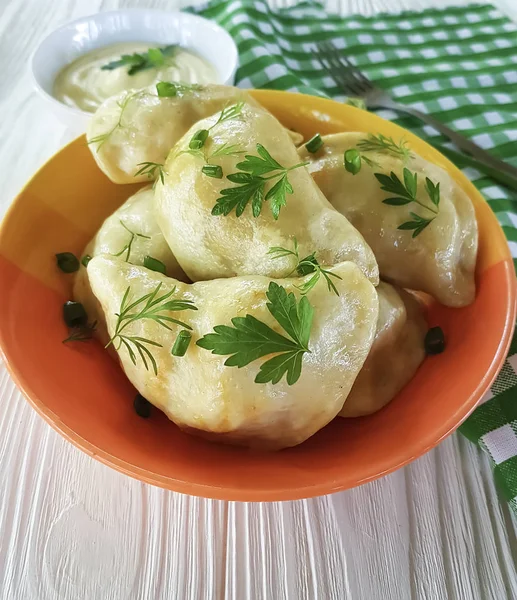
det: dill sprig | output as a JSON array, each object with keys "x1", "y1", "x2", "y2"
[
  {"x1": 180, "y1": 102, "x2": 244, "y2": 179},
  {"x1": 344, "y1": 134, "x2": 413, "y2": 175},
  {"x1": 112, "y1": 221, "x2": 151, "y2": 262},
  {"x1": 212, "y1": 102, "x2": 246, "y2": 128},
  {"x1": 134, "y1": 161, "x2": 166, "y2": 186},
  {"x1": 209, "y1": 142, "x2": 245, "y2": 160},
  {"x1": 106, "y1": 283, "x2": 197, "y2": 375},
  {"x1": 268, "y1": 238, "x2": 342, "y2": 296},
  {"x1": 87, "y1": 92, "x2": 136, "y2": 150},
  {"x1": 357, "y1": 133, "x2": 413, "y2": 161},
  {"x1": 180, "y1": 102, "x2": 247, "y2": 179},
  {"x1": 187, "y1": 102, "x2": 245, "y2": 152},
  {"x1": 182, "y1": 142, "x2": 244, "y2": 163},
  {"x1": 181, "y1": 142, "x2": 245, "y2": 179}
]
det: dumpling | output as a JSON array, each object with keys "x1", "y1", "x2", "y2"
[
  {"x1": 339, "y1": 282, "x2": 427, "y2": 418},
  {"x1": 73, "y1": 185, "x2": 186, "y2": 344},
  {"x1": 299, "y1": 133, "x2": 478, "y2": 307},
  {"x1": 86, "y1": 83, "x2": 301, "y2": 184},
  {"x1": 154, "y1": 103, "x2": 379, "y2": 284},
  {"x1": 87, "y1": 84, "x2": 261, "y2": 184},
  {"x1": 88, "y1": 255, "x2": 379, "y2": 450}
]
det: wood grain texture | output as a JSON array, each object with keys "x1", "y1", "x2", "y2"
[{"x1": 0, "y1": 1, "x2": 516, "y2": 598}]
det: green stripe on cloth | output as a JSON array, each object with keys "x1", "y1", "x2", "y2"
[
  {"x1": 494, "y1": 457, "x2": 517, "y2": 501},
  {"x1": 191, "y1": 0, "x2": 517, "y2": 510},
  {"x1": 460, "y1": 387, "x2": 517, "y2": 443}
]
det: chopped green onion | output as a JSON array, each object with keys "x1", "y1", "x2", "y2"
[
  {"x1": 189, "y1": 129, "x2": 209, "y2": 150},
  {"x1": 171, "y1": 330, "x2": 192, "y2": 356},
  {"x1": 56, "y1": 252, "x2": 79, "y2": 273},
  {"x1": 81, "y1": 255, "x2": 92, "y2": 267},
  {"x1": 134, "y1": 393, "x2": 152, "y2": 418},
  {"x1": 143, "y1": 255, "x2": 166, "y2": 274},
  {"x1": 63, "y1": 301, "x2": 88, "y2": 328},
  {"x1": 344, "y1": 149, "x2": 362, "y2": 175},
  {"x1": 296, "y1": 254, "x2": 319, "y2": 276},
  {"x1": 202, "y1": 164, "x2": 223, "y2": 179},
  {"x1": 156, "y1": 81, "x2": 178, "y2": 97},
  {"x1": 305, "y1": 133, "x2": 323, "y2": 153},
  {"x1": 424, "y1": 327, "x2": 446, "y2": 355}
]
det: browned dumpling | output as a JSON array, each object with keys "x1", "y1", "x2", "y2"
[
  {"x1": 339, "y1": 282, "x2": 427, "y2": 418},
  {"x1": 299, "y1": 133, "x2": 478, "y2": 307}
]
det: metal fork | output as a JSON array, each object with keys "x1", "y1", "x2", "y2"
[{"x1": 315, "y1": 41, "x2": 517, "y2": 190}]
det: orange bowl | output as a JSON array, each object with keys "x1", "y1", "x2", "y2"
[{"x1": 0, "y1": 90, "x2": 514, "y2": 501}]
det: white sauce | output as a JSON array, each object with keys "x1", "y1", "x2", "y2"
[{"x1": 53, "y1": 42, "x2": 218, "y2": 112}]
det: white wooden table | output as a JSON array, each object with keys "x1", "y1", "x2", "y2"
[{"x1": 1, "y1": 1, "x2": 517, "y2": 598}]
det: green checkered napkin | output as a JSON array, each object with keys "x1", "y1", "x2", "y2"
[{"x1": 191, "y1": 0, "x2": 517, "y2": 508}]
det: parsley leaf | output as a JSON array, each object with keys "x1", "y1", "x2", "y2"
[
  {"x1": 397, "y1": 212, "x2": 434, "y2": 238},
  {"x1": 237, "y1": 143, "x2": 284, "y2": 175},
  {"x1": 425, "y1": 177, "x2": 440, "y2": 206},
  {"x1": 196, "y1": 282, "x2": 313, "y2": 385},
  {"x1": 101, "y1": 45, "x2": 177, "y2": 75},
  {"x1": 212, "y1": 144, "x2": 308, "y2": 219},
  {"x1": 212, "y1": 173, "x2": 265, "y2": 217},
  {"x1": 375, "y1": 169, "x2": 417, "y2": 205},
  {"x1": 265, "y1": 174, "x2": 293, "y2": 218},
  {"x1": 374, "y1": 168, "x2": 440, "y2": 237}
]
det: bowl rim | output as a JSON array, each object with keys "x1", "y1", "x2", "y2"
[
  {"x1": 0, "y1": 89, "x2": 515, "y2": 501},
  {"x1": 30, "y1": 8, "x2": 239, "y2": 120}
]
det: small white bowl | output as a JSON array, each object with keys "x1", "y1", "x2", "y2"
[{"x1": 31, "y1": 9, "x2": 238, "y2": 129}]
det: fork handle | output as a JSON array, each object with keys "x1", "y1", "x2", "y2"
[{"x1": 375, "y1": 99, "x2": 517, "y2": 189}]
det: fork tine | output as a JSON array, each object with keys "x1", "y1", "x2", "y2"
[
  {"x1": 340, "y1": 55, "x2": 371, "y2": 86},
  {"x1": 315, "y1": 41, "x2": 374, "y2": 96},
  {"x1": 324, "y1": 50, "x2": 366, "y2": 94},
  {"x1": 314, "y1": 43, "x2": 360, "y2": 95},
  {"x1": 319, "y1": 48, "x2": 364, "y2": 95},
  {"x1": 327, "y1": 49, "x2": 372, "y2": 94},
  {"x1": 323, "y1": 61, "x2": 361, "y2": 96},
  {"x1": 314, "y1": 44, "x2": 363, "y2": 96}
]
